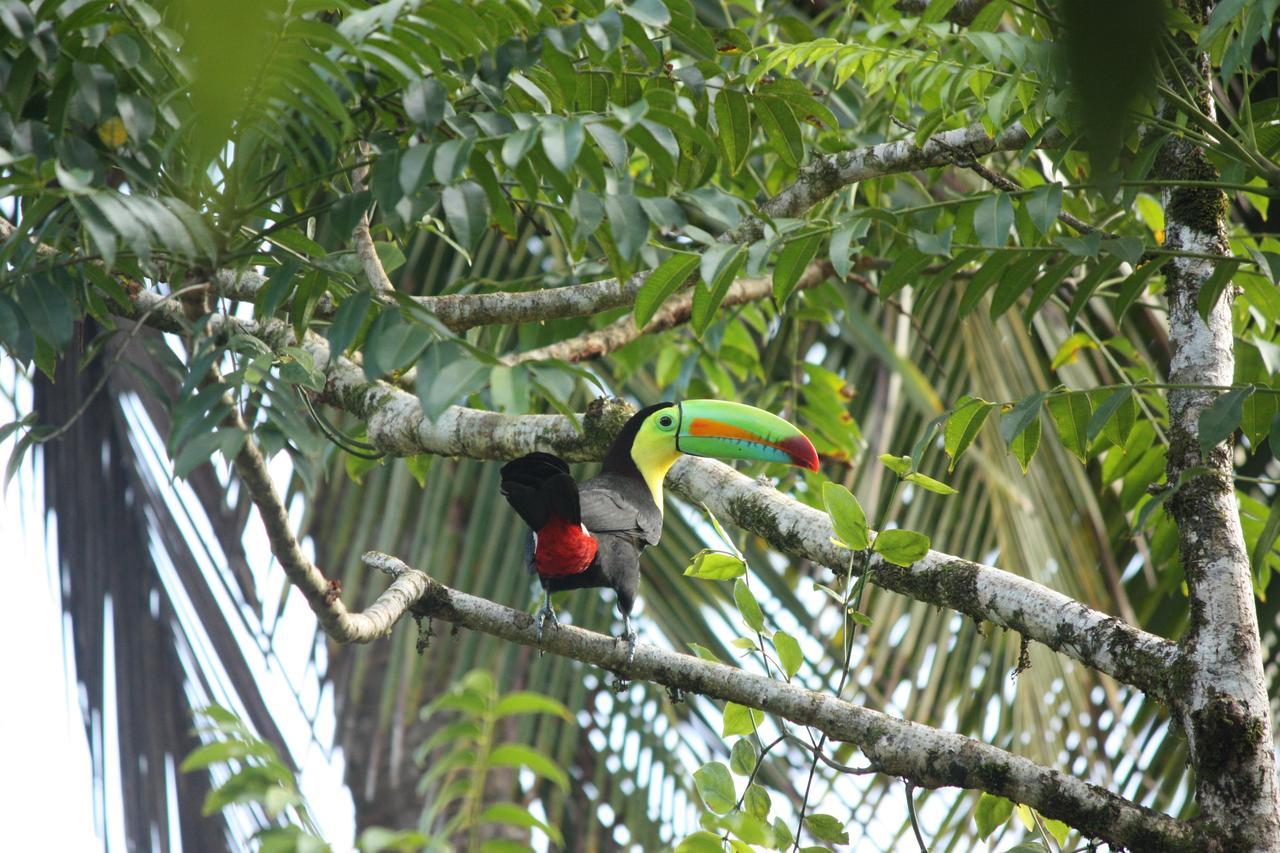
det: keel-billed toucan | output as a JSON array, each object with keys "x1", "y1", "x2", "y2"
[{"x1": 499, "y1": 400, "x2": 819, "y2": 661}]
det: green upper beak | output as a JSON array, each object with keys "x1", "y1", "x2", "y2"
[{"x1": 673, "y1": 400, "x2": 820, "y2": 471}]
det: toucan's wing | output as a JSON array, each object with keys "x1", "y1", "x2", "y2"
[
  {"x1": 579, "y1": 475, "x2": 662, "y2": 546},
  {"x1": 500, "y1": 452, "x2": 580, "y2": 531}
]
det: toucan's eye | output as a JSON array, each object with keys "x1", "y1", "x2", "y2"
[{"x1": 657, "y1": 414, "x2": 675, "y2": 430}]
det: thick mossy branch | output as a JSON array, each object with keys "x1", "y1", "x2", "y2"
[{"x1": 368, "y1": 553, "x2": 1198, "y2": 853}]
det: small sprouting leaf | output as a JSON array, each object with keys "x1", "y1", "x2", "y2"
[
  {"x1": 974, "y1": 193, "x2": 1014, "y2": 247},
  {"x1": 687, "y1": 643, "x2": 723, "y2": 663},
  {"x1": 879, "y1": 453, "x2": 912, "y2": 477},
  {"x1": 1050, "y1": 332, "x2": 1098, "y2": 370},
  {"x1": 722, "y1": 702, "x2": 763, "y2": 737},
  {"x1": 773, "y1": 234, "x2": 822, "y2": 303},
  {"x1": 822, "y1": 482, "x2": 869, "y2": 550},
  {"x1": 802, "y1": 814, "x2": 849, "y2": 845},
  {"x1": 635, "y1": 252, "x2": 699, "y2": 327},
  {"x1": 729, "y1": 738, "x2": 758, "y2": 775},
  {"x1": 1024, "y1": 183, "x2": 1062, "y2": 235},
  {"x1": 945, "y1": 395, "x2": 994, "y2": 471},
  {"x1": 693, "y1": 761, "x2": 736, "y2": 814},
  {"x1": 733, "y1": 579, "x2": 766, "y2": 633},
  {"x1": 1046, "y1": 391, "x2": 1093, "y2": 462},
  {"x1": 684, "y1": 549, "x2": 747, "y2": 580},
  {"x1": 905, "y1": 472, "x2": 958, "y2": 495},
  {"x1": 1198, "y1": 385, "x2": 1252, "y2": 456},
  {"x1": 974, "y1": 792, "x2": 1014, "y2": 839},
  {"x1": 772, "y1": 631, "x2": 803, "y2": 678},
  {"x1": 871, "y1": 529, "x2": 930, "y2": 566}
]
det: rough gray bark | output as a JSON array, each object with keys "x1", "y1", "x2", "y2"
[
  {"x1": 361, "y1": 554, "x2": 1199, "y2": 852},
  {"x1": 1156, "y1": 21, "x2": 1280, "y2": 850}
]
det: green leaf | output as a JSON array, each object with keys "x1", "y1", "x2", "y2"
[
  {"x1": 604, "y1": 193, "x2": 649, "y2": 262},
  {"x1": 16, "y1": 278, "x2": 74, "y2": 348},
  {"x1": 478, "y1": 803, "x2": 564, "y2": 846},
  {"x1": 635, "y1": 252, "x2": 699, "y2": 327},
  {"x1": 417, "y1": 355, "x2": 489, "y2": 422},
  {"x1": 774, "y1": 234, "x2": 822, "y2": 303},
  {"x1": 802, "y1": 814, "x2": 849, "y2": 845},
  {"x1": 1087, "y1": 387, "x2": 1134, "y2": 446},
  {"x1": 1197, "y1": 260, "x2": 1239, "y2": 321},
  {"x1": 905, "y1": 472, "x2": 959, "y2": 495},
  {"x1": 722, "y1": 702, "x2": 763, "y2": 737},
  {"x1": 442, "y1": 181, "x2": 489, "y2": 253},
  {"x1": 733, "y1": 579, "x2": 766, "y2": 633},
  {"x1": 675, "y1": 831, "x2": 723, "y2": 853},
  {"x1": 1198, "y1": 385, "x2": 1252, "y2": 456},
  {"x1": 1241, "y1": 388, "x2": 1279, "y2": 448},
  {"x1": 756, "y1": 95, "x2": 803, "y2": 167},
  {"x1": 1250, "y1": 492, "x2": 1280, "y2": 576},
  {"x1": 687, "y1": 643, "x2": 722, "y2": 663},
  {"x1": 1103, "y1": 236, "x2": 1145, "y2": 266},
  {"x1": 493, "y1": 692, "x2": 573, "y2": 721},
  {"x1": 1009, "y1": 414, "x2": 1042, "y2": 473},
  {"x1": 684, "y1": 549, "x2": 747, "y2": 580},
  {"x1": 1046, "y1": 391, "x2": 1093, "y2": 462},
  {"x1": 879, "y1": 453, "x2": 913, "y2": 477},
  {"x1": 1042, "y1": 817, "x2": 1070, "y2": 846},
  {"x1": 692, "y1": 246, "x2": 745, "y2": 336},
  {"x1": 729, "y1": 738, "x2": 758, "y2": 775},
  {"x1": 489, "y1": 743, "x2": 568, "y2": 789},
  {"x1": 1114, "y1": 259, "x2": 1167, "y2": 322},
  {"x1": 974, "y1": 193, "x2": 1014, "y2": 247},
  {"x1": 714, "y1": 89, "x2": 751, "y2": 174},
  {"x1": 327, "y1": 292, "x2": 372, "y2": 357},
  {"x1": 772, "y1": 631, "x2": 803, "y2": 678},
  {"x1": 872, "y1": 529, "x2": 930, "y2": 566},
  {"x1": 541, "y1": 116, "x2": 585, "y2": 174},
  {"x1": 625, "y1": 0, "x2": 670, "y2": 26},
  {"x1": 822, "y1": 482, "x2": 869, "y2": 550},
  {"x1": 975, "y1": 792, "x2": 1014, "y2": 839},
  {"x1": 403, "y1": 77, "x2": 445, "y2": 129},
  {"x1": 1024, "y1": 183, "x2": 1062, "y2": 235},
  {"x1": 358, "y1": 827, "x2": 432, "y2": 853},
  {"x1": 744, "y1": 784, "x2": 771, "y2": 821},
  {"x1": 945, "y1": 396, "x2": 994, "y2": 471},
  {"x1": 693, "y1": 761, "x2": 736, "y2": 814},
  {"x1": 1000, "y1": 393, "x2": 1047, "y2": 444}
]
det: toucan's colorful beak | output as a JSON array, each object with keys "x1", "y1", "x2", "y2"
[{"x1": 675, "y1": 400, "x2": 820, "y2": 471}]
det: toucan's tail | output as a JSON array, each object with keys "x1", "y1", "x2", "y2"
[{"x1": 499, "y1": 452, "x2": 581, "y2": 531}]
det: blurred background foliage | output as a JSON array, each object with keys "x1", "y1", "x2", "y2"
[{"x1": 2, "y1": 0, "x2": 1279, "y2": 849}]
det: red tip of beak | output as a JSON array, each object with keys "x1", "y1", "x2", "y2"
[{"x1": 779, "y1": 435, "x2": 820, "y2": 471}]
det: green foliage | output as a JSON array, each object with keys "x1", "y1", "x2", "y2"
[{"x1": 415, "y1": 670, "x2": 570, "y2": 849}]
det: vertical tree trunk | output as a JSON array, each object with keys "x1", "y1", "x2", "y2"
[{"x1": 1158, "y1": 11, "x2": 1280, "y2": 849}]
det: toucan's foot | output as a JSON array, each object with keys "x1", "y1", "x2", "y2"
[
  {"x1": 617, "y1": 614, "x2": 637, "y2": 668},
  {"x1": 535, "y1": 599, "x2": 558, "y2": 653}
]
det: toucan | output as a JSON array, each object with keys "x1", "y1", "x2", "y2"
[{"x1": 499, "y1": 400, "x2": 819, "y2": 662}]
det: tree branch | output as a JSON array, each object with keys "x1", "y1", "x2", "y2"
[
  {"x1": 505, "y1": 261, "x2": 834, "y2": 365},
  {"x1": 360, "y1": 552, "x2": 1198, "y2": 853}
]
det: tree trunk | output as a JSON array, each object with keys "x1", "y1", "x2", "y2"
[{"x1": 1158, "y1": 12, "x2": 1280, "y2": 849}]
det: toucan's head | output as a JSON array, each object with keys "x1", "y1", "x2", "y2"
[{"x1": 604, "y1": 400, "x2": 820, "y2": 508}]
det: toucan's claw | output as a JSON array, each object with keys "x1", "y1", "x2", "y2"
[
  {"x1": 620, "y1": 614, "x2": 637, "y2": 668},
  {"x1": 535, "y1": 596, "x2": 558, "y2": 653}
]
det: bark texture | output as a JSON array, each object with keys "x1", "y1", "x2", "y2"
[{"x1": 1157, "y1": 17, "x2": 1280, "y2": 850}]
